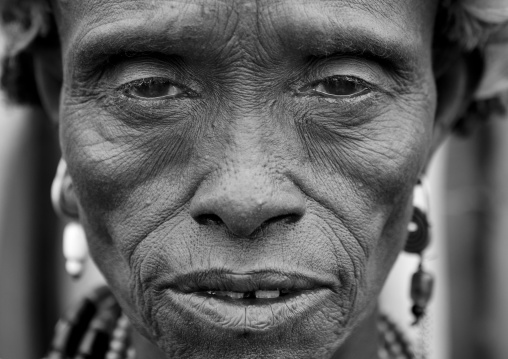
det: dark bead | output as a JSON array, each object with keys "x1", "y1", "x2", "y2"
[
  {"x1": 57, "y1": 286, "x2": 112, "y2": 357},
  {"x1": 404, "y1": 207, "x2": 430, "y2": 254},
  {"x1": 411, "y1": 304, "x2": 425, "y2": 325},
  {"x1": 410, "y1": 268, "x2": 434, "y2": 307},
  {"x1": 411, "y1": 304, "x2": 424, "y2": 317}
]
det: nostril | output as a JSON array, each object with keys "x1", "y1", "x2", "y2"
[
  {"x1": 194, "y1": 213, "x2": 224, "y2": 226},
  {"x1": 249, "y1": 213, "x2": 303, "y2": 238},
  {"x1": 262, "y1": 213, "x2": 302, "y2": 227}
]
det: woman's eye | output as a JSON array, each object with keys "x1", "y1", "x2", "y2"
[
  {"x1": 122, "y1": 78, "x2": 185, "y2": 99},
  {"x1": 304, "y1": 77, "x2": 370, "y2": 98}
]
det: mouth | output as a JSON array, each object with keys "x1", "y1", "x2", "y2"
[
  {"x1": 159, "y1": 269, "x2": 336, "y2": 333},
  {"x1": 204, "y1": 288, "x2": 293, "y2": 299}
]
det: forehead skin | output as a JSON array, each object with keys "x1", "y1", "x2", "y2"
[
  {"x1": 51, "y1": 1, "x2": 439, "y2": 358},
  {"x1": 54, "y1": 0, "x2": 436, "y2": 79}
]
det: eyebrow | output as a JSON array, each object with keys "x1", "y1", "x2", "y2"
[
  {"x1": 69, "y1": 12, "x2": 422, "y2": 83},
  {"x1": 264, "y1": 0, "x2": 424, "y2": 73},
  {"x1": 69, "y1": 18, "x2": 200, "y2": 78},
  {"x1": 300, "y1": 30, "x2": 419, "y2": 80}
]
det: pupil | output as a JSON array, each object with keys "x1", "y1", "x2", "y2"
[
  {"x1": 323, "y1": 78, "x2": 360, "y2": 96},
  {"x1": 135, "y1": 81, "x2": 169, "y2": 98}
]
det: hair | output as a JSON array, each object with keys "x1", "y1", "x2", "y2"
[{"x1": 0, "y1": 0, "x2": 503, "y2": 133}]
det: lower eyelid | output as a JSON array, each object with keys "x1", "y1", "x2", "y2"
[
  {"x1": 297, "y1": 76, "x2": 372, "y2": 93},
  {"x1": 313, "y1": 87, "x2": 371, "y2": 98},
  {"x1": 118, "y1": 81, "x2": 200, "y2": 101}
]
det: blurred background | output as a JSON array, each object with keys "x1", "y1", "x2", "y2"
[{"x1": 1, "y1": 35, "x2": 508, "y2": 359}]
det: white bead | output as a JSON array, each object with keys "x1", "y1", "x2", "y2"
[
  {"x1": 413, "y1": 180, "x2": 428, "y2": 212},
  {"x1": 65, "y1": 260, "x2": 83, "y2": 277},
  {"x1": 106, "y1": 352, "x2": 121, "y2": 359},
  {"x1": 126, "y1": 348, "x2": 136, "y2": 359},
  {"x1": 408, "y1": 221, "x2": 418, "y2": 232},
  {"x1": 63, "y1": 222, "x2": 88, "y2": 260}
]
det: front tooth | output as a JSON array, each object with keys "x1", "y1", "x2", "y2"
[
  {"x1": 254, "y1": 290, "x2": 280, "y2": 299},
  {"x1": 214, "y1": 291, "x2": 244, "y2": 299},
  {"x1": 228, "y1": 291, "x2": 245, "y2": 299}
]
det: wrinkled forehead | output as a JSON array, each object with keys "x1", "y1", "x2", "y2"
[{"x1": 53, "y1": 0, "x2": 438, "y2": 71}]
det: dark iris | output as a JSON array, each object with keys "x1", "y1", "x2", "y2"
[
  {"x1": 124, "y1": 78, "x2": 182, "y2": 99},
  {"x1": 313, "y1": 77, "x2": 368, "y2": 97}
]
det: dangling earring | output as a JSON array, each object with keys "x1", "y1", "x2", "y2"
[
  {"x1": 405, "y1": 179, "x2": 434, "y2": 325},
  {"x1": 63, "y1": 221, "x2": 88, "y2": 279},
  {"x1": 52, "y1": 159, "x2": 88, "y2": 279}
]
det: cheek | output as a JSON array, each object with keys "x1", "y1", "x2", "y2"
[
  {"x1": 298, "y1": 93, "x2": 434, "y2": 232},
  {"x1": 58, "y1": 92, "x2": 202, "y2": 230},
  {"x1": 303, "y1": 98, "x2": 433, "y2": 203},
  {"x1": 293, "y1": 93, "x2": 435, "y2": 302}
]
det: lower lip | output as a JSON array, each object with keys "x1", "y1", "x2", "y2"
[{"x1": 164, "y1": 288, "x2": 332, "y2": 333}]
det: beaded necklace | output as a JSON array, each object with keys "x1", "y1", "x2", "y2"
[{"x1": 46, "y1": 286, "x2": 415, "y2": 359}]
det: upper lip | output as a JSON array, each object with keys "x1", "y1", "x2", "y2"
[{"x1": 164, "y1": 269, "x2": 334, "y2": 294}]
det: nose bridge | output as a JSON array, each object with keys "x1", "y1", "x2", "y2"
[
  {"x1": 221, "y1": 104, "x2": 282, "y2": 173},
  {"x1": 230, "y1": 107, "x2": 274, "y2": 156},
  {"x1": 189, "y1": 141, "x2": 306, "y2": 237}
]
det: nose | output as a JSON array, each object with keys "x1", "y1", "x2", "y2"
[{"x1": 189, "y1": 170, "x2": 306, "y2": 237}]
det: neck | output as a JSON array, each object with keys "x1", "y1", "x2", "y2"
[{"x1": 132, "y1": 308, "x2": 380, "y2": 359}]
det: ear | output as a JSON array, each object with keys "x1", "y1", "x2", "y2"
[
  {"x1": 430, "y1": 50, "x2": 483, "y2": 155},
  {"x1": 32, "y1": 44, "x2": 62, "y2": 124},
  {"x1": 51, "y1": 159, "x2": 80, "y2": 221}
]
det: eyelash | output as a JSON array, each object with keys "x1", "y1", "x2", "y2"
[
  {"x1": 298, "y1": 75, "x2": 375, "y2": 99},
  {"x1": 117, "y1": 77, "x2": 197, "y2": 100}
]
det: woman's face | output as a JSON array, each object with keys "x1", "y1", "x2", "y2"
[{"x1": 54, "y1": 0, "x2": 438, "y2": 357}]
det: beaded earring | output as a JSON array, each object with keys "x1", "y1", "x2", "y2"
[
  {"x1": 63, "y1": 221, "x2": 88, "y2": 279},
  {"x1": 405, "y1": 179, "x2": 434, "y2": 325},
  {"x1": 51, "y1": 159, "x2": 89, "y2": 279}
]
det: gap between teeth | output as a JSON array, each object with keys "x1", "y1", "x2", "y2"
[{"x1": 206, "y1": 289, "x2": 285, "y2": 299}]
